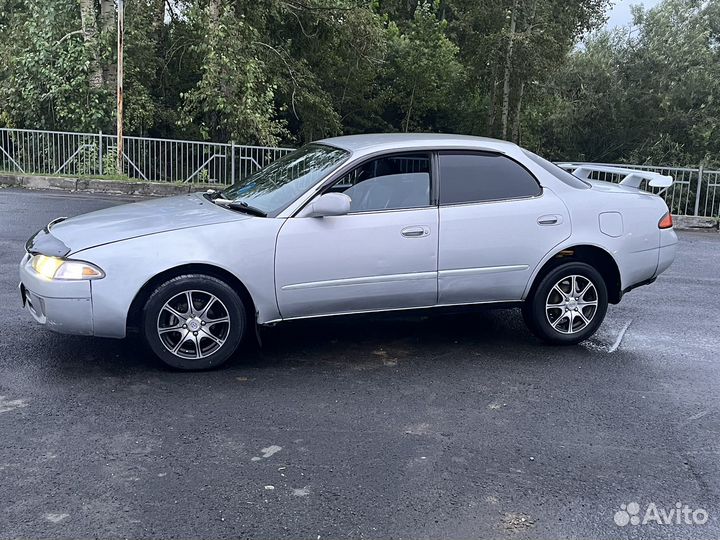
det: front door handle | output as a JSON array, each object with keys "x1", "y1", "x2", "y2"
[
  {"x1": 401, "y1": 226, "x2": 430, "y2": 238},
  {"x1": 537, "y1": 214, "x2": 563, "y2": 226}
]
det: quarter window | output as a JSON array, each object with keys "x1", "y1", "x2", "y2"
[
  {"x1": 438, "y1": 152, "x2": 541, "y2": 205},
  {"x1": 328, "y1": 153, "x2": 431, "y2": 213}
]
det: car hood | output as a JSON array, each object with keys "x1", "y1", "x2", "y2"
[{"x1": 46, "y1": 193, "x2": 248, "y2": 254}]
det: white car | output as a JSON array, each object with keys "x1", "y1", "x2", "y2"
[{"x1": 20, "y1": 134, "x2": 677, "y2": 370}]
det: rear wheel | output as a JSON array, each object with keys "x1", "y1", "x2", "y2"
[
  {"x1": 522, "y1": 262, "x2": 608, "y2": 345},
  {"x1": 142, "y1": 274, "x2": 246, "y2": 370}
]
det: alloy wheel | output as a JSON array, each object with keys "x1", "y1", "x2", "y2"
[
  {"x1": 156, "y1": 290, "x2": 231, "y2": 359},
  {"x1": 545, "y1": 274, "x2": 599, "y2": 334}
]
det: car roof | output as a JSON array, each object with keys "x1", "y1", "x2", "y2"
[{"x1": 316, "y1": 133, "x2": 518, "y2": 154}]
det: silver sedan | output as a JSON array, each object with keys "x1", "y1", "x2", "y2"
[{"x1": 19, "y1": 134, "x2": 677, "y2": 370}]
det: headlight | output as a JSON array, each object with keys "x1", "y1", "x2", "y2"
[{"x1": 30, "y1": 255, "x2": 105, "y2": 280}]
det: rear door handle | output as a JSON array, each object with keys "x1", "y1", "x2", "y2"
[
  {"x1": 401, "y1": 226, "x2": 430, "y2": 238},
  {"x1": 537, "y1": 214, "x2": 563, "y2": 226}
]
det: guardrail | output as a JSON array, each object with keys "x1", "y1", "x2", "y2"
[
  {"x1": 0, "y1": 128, "x2": 717, "y2": 217},
  {"x1": 0, "y1": 127, "x2": 293, "y2": 185}
]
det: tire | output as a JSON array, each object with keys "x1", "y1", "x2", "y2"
[
  {"x1": 522, "y1": 261, "x2": 608, "y2": 345},
  {"x1": 142, "y1": 274, "x2": 247, "y2": 370}
]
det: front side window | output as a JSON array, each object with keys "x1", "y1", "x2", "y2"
[
  {"x1": 328, "y1": 153, "x2": 431, "y2": 213},
  {"x1": 222, "y1": 144, "x2": 349, "y2": 216},
  {"x1": 438, "y1": 152, "x2": 542, "y2": 205}
]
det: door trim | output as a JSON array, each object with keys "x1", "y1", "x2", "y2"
[
  {"x1": 281, "y1": 270, "x2": 437, "y2": 291},
  {"x1": 438, "y1": 264, "x2": 529, "y2": 278}
]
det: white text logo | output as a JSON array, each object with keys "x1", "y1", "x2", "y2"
[{"x1": 614, "y1": 502, "x2": 708, "y2": 526}]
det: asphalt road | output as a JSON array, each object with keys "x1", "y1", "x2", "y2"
[{"x1": 1, "y1": 187, "x2": 719, "y2": 539}]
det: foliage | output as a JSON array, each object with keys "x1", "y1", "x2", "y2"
[
  {"x1": 535, "y1": 0, "x2": 720, "y2": 165},
  {"x1": 380, "y1": 2, "x2": 464, "y2": 132},
  {"x1": 0, "y1": 0, "x2": 111, "y2": 130},
  {"x1": 0, "y1": 0, "x2": 718, "y2": 166}
]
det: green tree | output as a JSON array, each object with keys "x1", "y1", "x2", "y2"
[
  {"x1": 0, "y1": 0, "x2": 111, "y2": 130},
  {"x1": 537, "y1": 0, "x2": 720, "y2": 165},
  {"x1": 380, "y1": 1, "x2": 464, "y2": 133}
]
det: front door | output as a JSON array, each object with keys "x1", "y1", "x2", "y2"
[{"x1": 275, "y1": 152, "x2": 438, "y2": 319}]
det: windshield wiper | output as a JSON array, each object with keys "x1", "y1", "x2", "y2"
[
  {"x1": 204, "y1": 189, "x2": 225, "y2": 200},
  {"x1": 209, "y1": 194, "x2": 267, "y2": 217},
  {"x1": 226, "y1": 200, "x2": 267, "y2": 217}
]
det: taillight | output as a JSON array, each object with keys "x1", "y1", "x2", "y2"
[{"x1": 658, "y1": 211, "x2": 673, "y2": 229}]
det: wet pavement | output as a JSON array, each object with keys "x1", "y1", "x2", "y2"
[{"x1": 1, "y1": 187, "x2": 719, "y2": 539}]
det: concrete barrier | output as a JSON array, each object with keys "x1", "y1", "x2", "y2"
[
  {"x1": 673, "y1": 216, "x2": 718, "y2": 231},
  {"x1": 1, "y1": 173, "x2": 194, "y2": 197}
]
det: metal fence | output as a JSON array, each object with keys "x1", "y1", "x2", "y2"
[
  {"x1": 0, "y1": 127, "x2": 718, "y2": 217},
  {"x1": 0, "y1": 127, "x2": 293, "y2": 185}
]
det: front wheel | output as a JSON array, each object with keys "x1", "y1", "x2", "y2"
[
  {"x1": 522, "y1": 262, "x2": 608, "y2": 345},
  {"x1": 142, "y1": 274, "x2": 247, "y2": 370}
]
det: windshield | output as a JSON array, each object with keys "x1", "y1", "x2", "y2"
[
  {"x1": 222, "y1": 144, "x2": 349, "y2": 216},
  {"x1": 523, "y1": 150, "x2": 591, "y2": 189}
]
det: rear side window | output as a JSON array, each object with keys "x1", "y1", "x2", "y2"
[
  {"x1": 523, "y1": 150, "x2": 591, "y2": 189},
  {"x1": 438, "y1": 152, "x2": 541, "y2": 205}
]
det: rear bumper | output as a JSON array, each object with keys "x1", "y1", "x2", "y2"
[
  {"x1": 655, "y1": 233, "x2": 678, "y2": 277},
  {"x1": 620, "y1": 229, "x2": 677, "y2": 298},
  {"x1": 18, "y1": 254, "x2": 94, "y2": 336},
  {"x1": 622, "y1": 276, "x2": 656, "y2": 296}
]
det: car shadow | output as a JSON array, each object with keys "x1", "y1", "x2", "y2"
[
  {"x1": 242, "y1": 307, "x2": 540, "y2": 369},
  {"x1": 24, "y1": 306, "x2": 607, "y2": 376}
]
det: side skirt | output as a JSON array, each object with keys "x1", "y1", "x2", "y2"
[{"x1": 260, "y1": 299, "x2": 524, "y2": 326}]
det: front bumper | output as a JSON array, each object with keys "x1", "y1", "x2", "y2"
[{"x1": 18, "y1": 253, "x2": 94, "y2": 336}]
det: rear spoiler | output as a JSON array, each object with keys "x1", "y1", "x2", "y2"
[{"x1": 557, "y1": 163, "x2": 673, "y2": 193}]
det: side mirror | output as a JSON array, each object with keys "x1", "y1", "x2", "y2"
[{"x1": 297, "y1": 193, "x2": 351, "y2": 218}]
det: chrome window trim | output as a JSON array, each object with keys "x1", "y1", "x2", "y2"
[
  {"x1": 344, "y1": 205, "x2": 437, "y2": 217},
  {"x1": 438, "y1": 190, "x2": 545, "y2": 209}
]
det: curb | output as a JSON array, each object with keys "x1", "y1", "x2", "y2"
[
  {"x1": 0, "y1": 173, "x2": 195, "y2": 197},
  {"x1": 672, "y1": 215, "x2": 718, "y2": 232}
]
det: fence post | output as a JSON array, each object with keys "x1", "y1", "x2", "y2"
[
  {"x1": 694, "y1": 162, "x2": 704, "y2": 217},
  {"x1": 98, "y1": 131, "x2": 103, "y2": 176},
  {"x1": 230, "y1": 141, "x2": 235, "y2": 184}
]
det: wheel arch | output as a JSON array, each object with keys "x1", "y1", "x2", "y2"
[
  {"x1": 526, "y1": 244, "x2": 622, "y2": 304},
  {"x1": 126, "y1": 263, "x2": 257, "y2": 333}
]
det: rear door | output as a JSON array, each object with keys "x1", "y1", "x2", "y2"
[{"x1": 437, "y1": 151, "x2": 571, "y2": 304}]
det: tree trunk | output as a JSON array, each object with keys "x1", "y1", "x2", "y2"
[
  {"x1": 209, "y1": 0, "x2": 221, "y2": 24},
  {"x1": 509, "y1": 0, "x2": 536, "y2": 143},
  {"x1": 486, "y1": 56, "x2": 499, "y2": 135},
  {"x1": 511, "y1": 80, "x2": 524, "y2": 143},
  {"x1": 78, "y1": 0, "x2": 103, "y2": 89},
  {"x1": 94, "y1": 0, "x2": 116, "y2": 88},
  {"x1": 152, "y1": 0, "x2": 165, "y2": 33},
  {"x1": 403, "y1": 85, "x2": 416, "y2": 133},
  {"x1": 500, "y1": 0, "x2": 518, "y2": 140}
]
